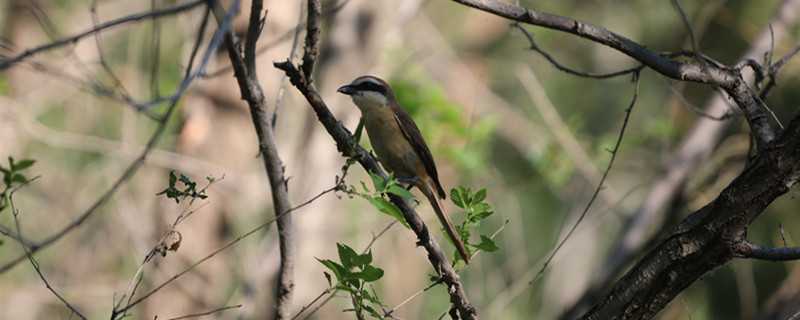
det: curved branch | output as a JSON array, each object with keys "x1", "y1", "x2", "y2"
[
  {"x1": 452, "y1": 0, "x2": 734, "y2": 85},
  {"x1": 580, "y1": 113, "x2": 800, "y2": 319},
  {"x1": 452, "y1": 0, "x2": 779, "y2": 149}
]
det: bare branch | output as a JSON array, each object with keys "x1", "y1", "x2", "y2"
[
  {"x1": 512, "y1": 23, "x2": 643, "y2": 79},
  {"x1": 736, "y1": 242, "x2": 800, "y2": 261},
  {"x1": 9, "y1": 181, "x2": 87, "y2": 320},
  {"x1": 580, "y1": 111, "x2": 800, "y2": 318},
  {"x1": 530, "y1": 72, "x2": 641, "y2": 287},
  {"x1": 452, "y1": 0, "x2": 779, "y2": 149},
  {"x1": 0, "y1": 0, "x2": 206, "y2": 70},
  {"x1": 301, "y1": 0, "x2": 321, "y2": 80},
  {"x1": 211, "y1": 0, "x2": 298, "y2": 318}
]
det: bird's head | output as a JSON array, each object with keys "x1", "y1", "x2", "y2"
[{"x1": 337, "y1": 75, "x2": 395, "y2": 110}]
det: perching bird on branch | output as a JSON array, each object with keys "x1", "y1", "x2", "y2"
[{"x1": 338, "y1": 75, "x2": 470, "y2": 264}]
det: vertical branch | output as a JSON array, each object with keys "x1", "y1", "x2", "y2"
[
  {"x1": 301, "y1": 0, "x2": 320, "y2": 80},
  {"x1": 211, "y1": 1, "x2": 295, "y2": 318}
]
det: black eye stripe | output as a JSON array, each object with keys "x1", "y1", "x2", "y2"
[{"x1": 353, "y1": 81, "x2": 386, "y2": 94}]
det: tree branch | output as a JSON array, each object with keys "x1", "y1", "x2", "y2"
[
  {"x1": 452, "y1": 0, "x2": 778, "y2": 150},
  {"x1": 579, "y1": 112, "x2": 800, "y2": 318},
  {"x1": 274, "y1": 36, "x2": 478, "y2": 319},
  {"x1": 211, "y1": 0, "x2": 296, "y2": 318},
  {"x1": 0, "y1": 0, "x2": 206, "y2": 70},
  {"x1": 735, "y1": 242, "x2": 800, "y2": 261}
]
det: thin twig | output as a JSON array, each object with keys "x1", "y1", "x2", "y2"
[
  {"x1": 0, "y1": 0, "x2": 206, "y2": 69},
  {"x1": 9, "y1": 179, "x2": 87, "y2": 320},
  {"x1": 114, "y1": 173, "x2": 345, "y2": 315},
  {"x1": 512, "y1": 23, "x2": 643, "y2": 79},
  {"x1": 530, "y1": 72, "x2": 641, "y2": 287}
]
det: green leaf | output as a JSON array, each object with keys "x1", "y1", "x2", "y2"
[
  {"x1": 387, "y1": 185, "x2": 414, "y2": 199},
  {"x1": 168, "y1": 171, "x2": 177, "y2": 186},
  {"x1": 369, "y1": 173, "x2": 386, "y2": 192},
  {"x1": 337, "y1": 243, "x2": 359, "y2": 269},
  {"x1": 12, "y1": 159, "x2": 35, "y2": 171},
  {"x1": 450, "y1": 187, "x2": 467, "y2": 208},
  {"x1": 317, "y1": 258, "x2": 347, "y2": 282},
  {"x1": 368, "y1": 196, "x2": 409, "y2": 228},
  {"x1": 473, "y1": 188, "x2": 487, "y2": 203},
  {"x1": 10, "y1": 174, "x2": 27, "y2": 184},
  {"x1": 472, "y1": 235, "x2": 499, "y2": 252},
  {"x1": 356, "y1": 265, "x2": 384, "y2": 282},
  {"x1": 352, "y1": 250, "x2": 373, "y2": 267}
]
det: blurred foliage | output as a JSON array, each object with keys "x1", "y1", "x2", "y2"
[{"x1": 390, "y1": 77, "x2": 496, "y2": 177}]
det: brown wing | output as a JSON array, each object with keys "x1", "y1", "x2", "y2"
[{"x1": 392, "y1": 104, "x2": 447, "y2": 199}]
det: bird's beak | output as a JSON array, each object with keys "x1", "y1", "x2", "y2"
[{"x1": 337, "y1": 84, "x2": 356, "y2": 95}]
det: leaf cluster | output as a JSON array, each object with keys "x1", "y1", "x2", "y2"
[
  {"x1": 0, "y1": 157, "x2": 36, "y2": 213},
  {"x1": 318, "y1": 243, "x2": 386, "y2": 319},
  {"x1": 451, "y1": 187, "x2": 499, "y2": 263},
  {"x1": 156, "y1": 171, "x2": 212, "y2": 203}
]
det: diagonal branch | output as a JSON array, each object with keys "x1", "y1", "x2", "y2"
[{"x1": 275, "y1": 60, "x2": 477, "y2": 319}]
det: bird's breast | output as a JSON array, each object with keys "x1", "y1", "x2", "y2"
[{"x1": 363, "y1": 110, "x2": 422, "y2": 179}]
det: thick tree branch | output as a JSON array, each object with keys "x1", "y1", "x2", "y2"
[
  {"x1": 579, "y1": 113, "x2": 800, "y2": 319},
  {"x1": 211, "y1": 1, "x2": 295, "y2": 318}
]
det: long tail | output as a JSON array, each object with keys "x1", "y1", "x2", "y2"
[{"x1": 418, "y1": 181, "x2": 471, "y2": 264}]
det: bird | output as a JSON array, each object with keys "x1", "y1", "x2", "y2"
[{"x1": 337, "y1": 75, "x2": 470, "y2": 264}]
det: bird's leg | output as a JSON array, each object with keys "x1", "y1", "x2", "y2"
[{"x1": 396, "y1": 176, "x2": 420, "y2": 189}]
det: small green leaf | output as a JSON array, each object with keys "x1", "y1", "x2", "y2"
[
  {"x1": 450, "y1": 187, "x2": 465, "y2": 208},
  {"x1": 317, "y1": 258, "x2": 347, "y2": 281},
  {"x1": 369, "y1": 173, "x2": 386, "y2": 192},
  {"x1": 473, "y1": 188, "x2": 487, "y2": 203},
  {"x1": 356, "y1": 265, "x2": 384, "y2": 282},
  {"x1": 168, "y1": 171, "x2": 177, "y2": 186},
  {"x1": 323, "y1": 272, "x2": 333, "y2": 287},
  {"x1": 368, "y1": 197, "x2": 410, "y2": 228},
  {"x1": 473, "y1": 235, "x2": 499, "y2": 252},
  {"x1": 387, "y1": 185, "x2": 414, "y2": 199},
  {"x1": 337, "y1": 243, "x2": 359, "y2": 269},
  {"x1": 10, "y1": 173, "x2": 27, "y2": 184},
  {"x1": 352, "y1": 250, "x2": 373, "y2": 267},
  {"x1": 12, "y1": 159, "x2": 35, "y2": 171}
]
